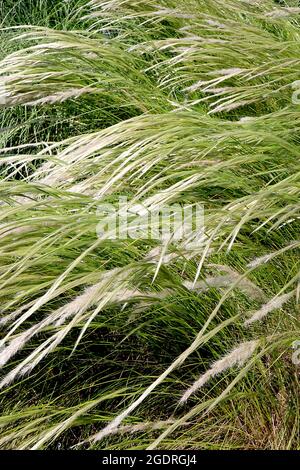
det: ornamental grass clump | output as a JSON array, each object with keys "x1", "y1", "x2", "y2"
[{"x1": 0, "y1": 0, "x2": 299, "y2": 450}]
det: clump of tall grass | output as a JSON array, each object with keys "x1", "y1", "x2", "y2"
[{"x1": 0, "y1": 0, "x2": 299, "y2": 450}]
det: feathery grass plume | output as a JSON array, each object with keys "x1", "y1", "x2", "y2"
[
  {"x1": 265, "y1": 8, "x2": 300, "y2": 18},
  {"x1": 244, "y1": 290, "x2": 296, "y2": 326},
  {"x1": 247, "y1": 241, "x2": 300, "y2": 268},
  {"x1": 0, "y1": 27, "x2": 168, "y2": 113},
  {"x1": 80, "y1": 419, "x2": 187, "y2": 445},
  {"x1": 180, "y1": 340, "x2": 260, "y2": 403}
]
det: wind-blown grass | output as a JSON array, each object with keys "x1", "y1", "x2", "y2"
[{"x1": 0, "y1": 0, "x2": 299, "y2": 450}]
